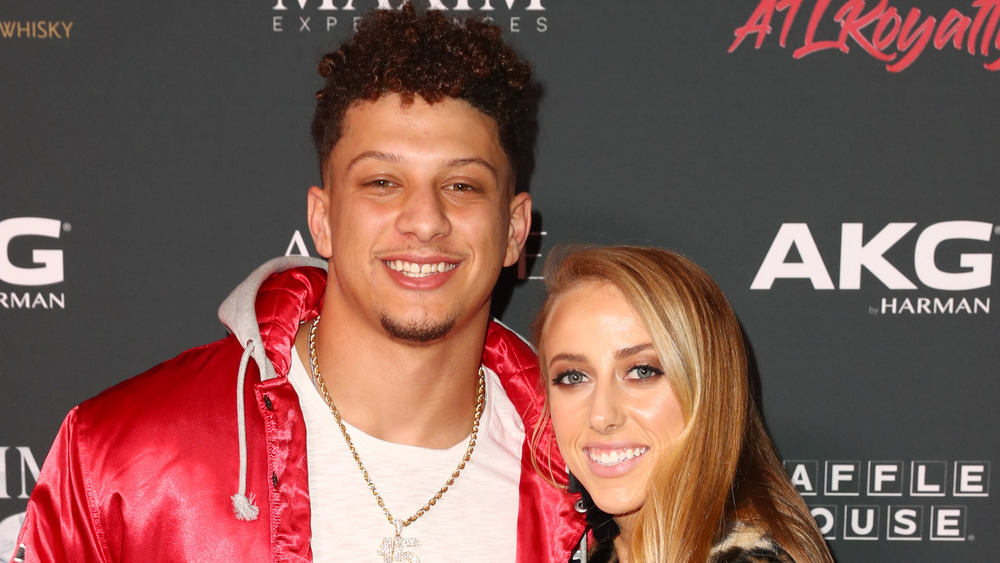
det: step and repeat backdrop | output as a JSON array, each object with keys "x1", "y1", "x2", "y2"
[{"x1": 2, "y1": 1, "x2": 998, "y2": 560}]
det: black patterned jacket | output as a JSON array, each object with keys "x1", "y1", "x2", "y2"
[
  {"x1": 575, "y1": 521, "x2": 793, "y2": 563},
  {"x1": 709, "y1": 522, "x2": 793, "y2": 563}
]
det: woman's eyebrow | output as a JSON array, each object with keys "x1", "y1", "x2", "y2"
[
  {"x1": 547, "y1": 352, "x2": 588, "y2": 364},
  {"x1": 614, "y1": 343, "x2": 654, "y2": 360}
]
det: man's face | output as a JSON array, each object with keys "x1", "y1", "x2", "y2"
[{"x1": 308, "y1": 93, "x2": 531, "y2": 343}]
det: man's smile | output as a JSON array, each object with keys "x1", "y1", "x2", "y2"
[{"x1": 384, "y1": 259, "x2": 458, "y2": 278}]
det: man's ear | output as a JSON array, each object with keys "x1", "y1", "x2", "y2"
[
  {"x1": 307, "y1": 186, "x2": 333, "y2": 258},
  {"x1": 503, "y1": 192, "x2": 532, "y2": 268}
]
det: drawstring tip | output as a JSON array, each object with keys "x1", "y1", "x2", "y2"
[{"x1": 231, "y1": 493, "x2": 260, "y2": 521}]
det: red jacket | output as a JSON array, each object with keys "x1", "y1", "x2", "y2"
[{"x1": 13, "y1": 258, "x2": 584, "y2": 562}]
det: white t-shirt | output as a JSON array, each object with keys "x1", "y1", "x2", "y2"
[{"x1": 288, "y1": 350, "x2": 523, "y2": 562}]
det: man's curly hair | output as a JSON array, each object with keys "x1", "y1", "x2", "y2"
[{"x1": 311, "y1": 4, "x2": 535, "y2": 185}]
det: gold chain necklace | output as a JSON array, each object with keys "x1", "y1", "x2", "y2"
[{"x1": 307, "y1": 316, "x2": 485, "y2": 561}]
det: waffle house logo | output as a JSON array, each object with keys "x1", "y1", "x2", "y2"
[
  {"x1": 751, "y1": 221, "x2": 994, "y2": 315},
  {"x1": 729, "y1": 0, "x2": 1000, "y2": 71},
  {"x1": 270, "y1": 0, "x2": 548, "y2": 34},
  {"x1": 787, "y1": 460, "x2": 989, "y2": 541}
]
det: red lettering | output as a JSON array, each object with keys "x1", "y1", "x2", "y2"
[
  {"x1": 873, "y1": 7, "x2": 901, "y2": 51},
  {"x1": 729, "y1": 0, "x2": 806, "y2": 52},
  {"x1": 987, "y1": 45, "x2": 1000, "y2": 70},
  {"x1": 987, "y1": 13, "x2": 1000, "y2": 69},
  {"x1": 887, "y1": 8, "x2": 935, "y2": 71},
  {"x1": 968, "y1": 0, "x2": 996, "y2": 54},
  {"x1": 795, "y1": 0, "x2": 847, "y2": 57},
  {"x1": 979, "y1": 0, "x2": 1000, "y2": 54},
  {"x1": 777, "y1": 0, "x2": 805, "y2": 45},
  {"x1": 729, "y1": 0, "x2": 1000, "y2": 71},
  {"x1": 730, "y1": 0, "x2": 779, "y2": 51},
  {"x1": 836, "y1": 0, "x2": 894, "y2": 61},
  {"x1": 934, "y1": 9, "x2": 971, "y2": 49}
]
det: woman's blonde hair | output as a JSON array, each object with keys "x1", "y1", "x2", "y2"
[{"x1": 532, "y1": 245, "x2": 833, "y2": 563}]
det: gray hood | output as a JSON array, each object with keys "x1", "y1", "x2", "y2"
[{"x1": 218, "y1": 255, "x2": 327, "y2": 382}]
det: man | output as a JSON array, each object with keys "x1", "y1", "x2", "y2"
[{"x1": 12, "y1": 6, "x2": 584, "y2": 562}]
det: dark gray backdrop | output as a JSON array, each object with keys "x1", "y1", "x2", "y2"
[{"x1": 2, "y1": 1, "x2": 998, "y2": 560}]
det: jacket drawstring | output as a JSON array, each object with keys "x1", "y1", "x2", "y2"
[{"x1": 231, "y1": 340, "x2": 260, "y2": 521}]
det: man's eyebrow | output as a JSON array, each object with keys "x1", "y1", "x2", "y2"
[
  {"x1": 615, "y1": 343, "x2": 654, "y2": 360},
  {"x1": 344, "y1": 153, "x2": 500, "y2": 181},
  {"x1": 445, "y1": 157, "x2": 499, "y2": 180},
  {"x1": 345, "y1": 151, "x2": 401, "y2": 174}
]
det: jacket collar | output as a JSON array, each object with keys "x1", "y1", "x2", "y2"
[{"x1": 218, "y1": 256, "x2": 327, "y2": 382}]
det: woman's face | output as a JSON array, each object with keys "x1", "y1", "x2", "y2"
[{"x1": 542, "y1": 281, "x2": 686, "y2": 518}]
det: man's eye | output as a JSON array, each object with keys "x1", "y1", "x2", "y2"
[
  {"x1": 551, "y1": 371, "x2": 588, "y2": 385},
  {"x1": 445, "y1": 182, "x2": 477, "y2": 192},
  {"x1": 628, "y1": 365, "x2": 663, "y2": 380},
  {"x1": 369, "y1": 179, "x2": 394, "y2": 189}
]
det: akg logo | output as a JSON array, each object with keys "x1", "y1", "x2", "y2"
[
  {"x1": 0, "y1": 217, "x2": 65, "y2": 287},
  {"x1": 751, "y1": 221, "x2": 994, "y2": 291}
]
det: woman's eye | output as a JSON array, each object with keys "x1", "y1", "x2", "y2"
[
  {"x1": 628, "y1": 364, "x2": 663, "y2": 380},
  {"x1": 370, "y1": 179, "x2": 393, "y2": 188},
  {"x1": 552, "y1": 371, "x2": 588, "y2": 385}
]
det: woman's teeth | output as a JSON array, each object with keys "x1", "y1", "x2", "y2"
[{"x1": 589, "y1": 447, "x2": 648, "y2": 466}]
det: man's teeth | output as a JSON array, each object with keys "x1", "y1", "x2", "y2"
[
  {"x1": 589, "y1": 447, "x2": 648, "y2": 466},
  {"x1": 386, "y1": 260, "x2": 457, "y2": 277}
]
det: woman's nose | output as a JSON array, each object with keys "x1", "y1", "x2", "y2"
[{"x1": 588, "y1": 381, "x2": 625, "y2": 433}]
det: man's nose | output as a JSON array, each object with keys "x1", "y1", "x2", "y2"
[{"x1": 395, "y1": 185, "x2": 452, "y2": 242}]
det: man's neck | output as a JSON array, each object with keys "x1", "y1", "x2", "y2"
[{"x1": 293, "y1": 312, "x2": 487, "y2": 449}]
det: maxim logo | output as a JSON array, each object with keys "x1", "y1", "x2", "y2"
[
  {"x1": 0, "y1": 217, "x2": 67, "y2": 310},
  {"x1": 271, "y1": 0, "x2": 548, "y2": 33},
  {"x1": 0, "y1": 21, "x2": 73, "y2": 39},
  {"x1": 272, "y1": 0, "x2": 545, "y2": 9},
  {"x1": 0, "y1": 447, "x2": 41, "y2": 501},
  {"x1": 751, "y1": 221, "x2": 994, "y2": 315},
  {"x1": 729, "y1": 0, "x2": 1000, "y2": 71}
]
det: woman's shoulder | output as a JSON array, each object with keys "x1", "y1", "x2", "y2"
[{"x1": 709, "y1": 521, "x2": 794, "y2": 563}]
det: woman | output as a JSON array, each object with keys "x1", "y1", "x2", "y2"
[{"x1": 532, "y1": 246, "x2": 834, "y2": 563}]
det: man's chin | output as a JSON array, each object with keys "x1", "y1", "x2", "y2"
[{"x1": 379, "y1": 313, "x2": 457, "y2": 344}]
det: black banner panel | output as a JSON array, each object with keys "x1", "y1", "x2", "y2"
[{"x1": 2, "y1": 2, "x2": 997, "y2": 560}]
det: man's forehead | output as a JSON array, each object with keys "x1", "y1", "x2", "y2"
[
  {"x1": 340, "y1": 93, "x2": 500, "y2": 135},
  {"x1": 325, "y1": 93, "x2": 513, "y2": 183}
]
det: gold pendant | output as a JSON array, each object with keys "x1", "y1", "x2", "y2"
[{"x1": 377, "y1": 520, "x2": 420, "y2": 562}]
